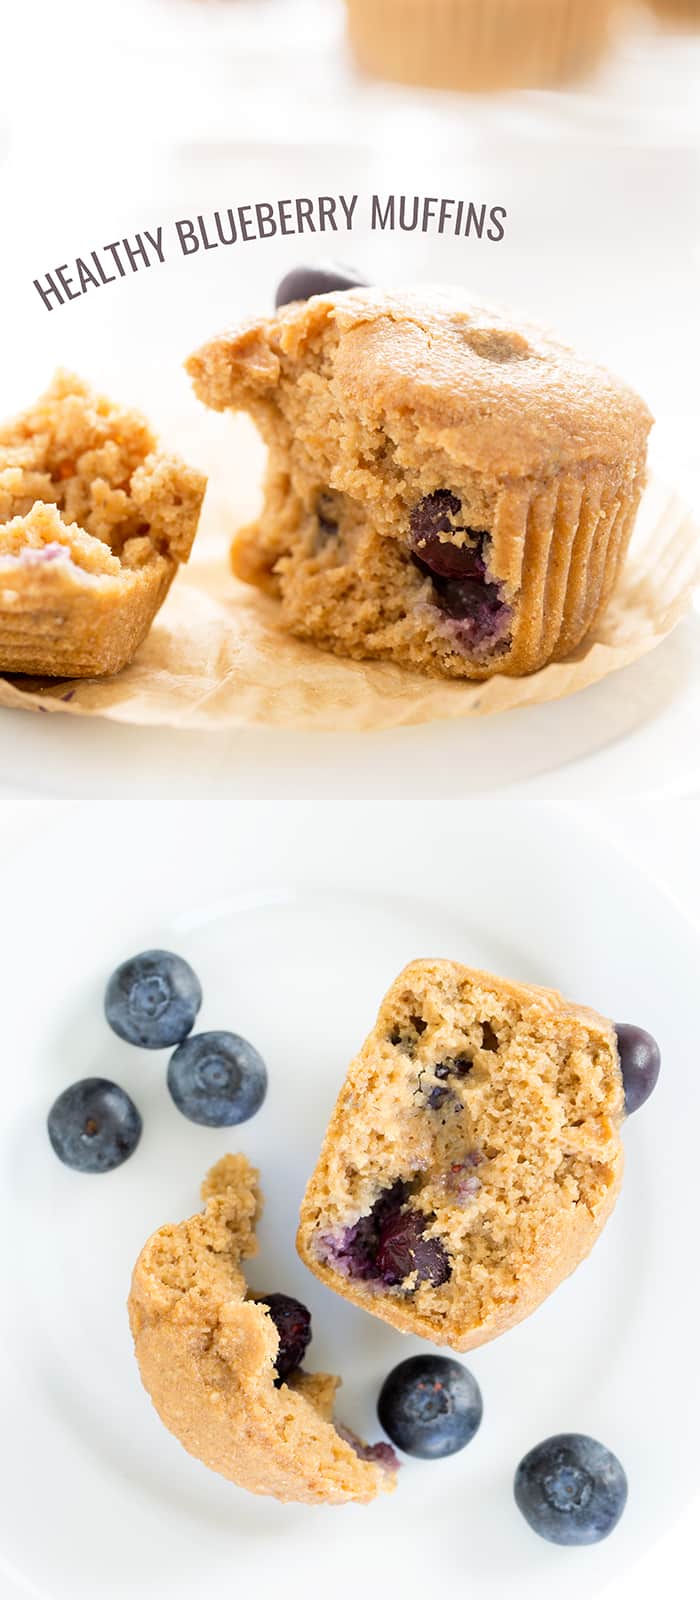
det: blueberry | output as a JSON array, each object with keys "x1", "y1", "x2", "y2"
[
  {"x1": 105, "y1": 950, "x2": 201, "y2": 1049},
  {"x1": 167, "y1": 1030, "x2": 267, "y2": 1126},
  {"x1": 374, "y1": 1206, "x2": 450, "y2": 1288},
  {"x1": 259, "y1": 1293, "x2": 312, "y2": 1382},
  {"x1": 409, "y1": 492, "x2": 489, "y2": 580},
  {"x1": 377, "y1": 1355, "x2": 482, "y2": 1459},
  {"x1": 324, "y1": 1181, "x2": 450, "y2": 1288},
  {"x1": 436, "y1": 575, "x2": 507, "y2": 632},
  {"x1": 615, "y1": 1023, "x2": 661, "y2": 1114},
  {"x1": 275, "y1": 263, "x2": 369, "y2": 309},
  {"x1": 47, "y1": 1077, "x2": 142, "y2": 1174},
  {"x1": 514, "y1": 1434, "x2": 628, "y2": 1546}
]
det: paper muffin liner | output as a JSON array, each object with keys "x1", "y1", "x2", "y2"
[
  {"x1": 0, "y1": 473, "x2": 697, "y2": 733},
  {"x1": 0, "y1": 556, "x2": 176, "y2": 678},
  {"x1": 487, "y1": 460, "x2": 645, "y2": 677},
  {"x1": 345, "y1": 0, "x2": 615, "y2": 92}
]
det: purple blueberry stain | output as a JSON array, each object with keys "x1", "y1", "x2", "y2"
[
  {"x1": 442, "y1": 1151, "x2": 484, "y2": 1204},
  {"x1": 417, "y1": 1054, "x2": 473, "y2": 1111},
  {"x1": 320, "y1": 1180, "x2": 450, "y2": 1291},
  {"x1": 408, "y1": 491, "x2": 512, "y2": 652},
  {"x1": 427, "y1": 1085, "x2": 451, "y2": 1110},
  {"x1": 335, "y1": 1425, "x2": 399, "y2": 1473},
  {"x1": 375, "y1": 1207, "x2": 450, "y2": 1288},
  {"x1": 3, "y1": 541, "x2": 70, "y2": 568}
]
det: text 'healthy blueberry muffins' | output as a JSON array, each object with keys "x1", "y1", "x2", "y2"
[
  {"x1": 345, "y1": 0, "x2": 615, "y2": 92},
  {"x1": 297, "y1": 961, "x2": 625, "y2": 1351},
  {"x1": 187, "y1": 287, "x2": 652, "y2": 682},
  {"x1": 129, "y1": 1155, "x2": 398, "y2": 1505},
  {"x1": 0, "y1": 372, "x2": 206, "y2": 678}
]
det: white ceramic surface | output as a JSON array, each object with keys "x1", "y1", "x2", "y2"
[{"x1": 0, "y1": 800, "x2": 696, "y2": 1600}]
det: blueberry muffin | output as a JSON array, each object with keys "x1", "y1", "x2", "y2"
[
  {"x1": 0, "y1": 371, "x2": 205, "y2": 677},
  {"x1": 345, "y1": 0, "x2": 615, "y2": 92},
  {"x1": 650, "y1": 0, "x2": 699, "y2": 19},
  {"x1": 129, "y1": 1155, "x2": 398, "y2": 1504},
  {"x1": 297, "y1": 961, "x2": 625, "y2": 1351},
  {"x1": 186, "y1": 286, "x2": 651, "y2": 681}
]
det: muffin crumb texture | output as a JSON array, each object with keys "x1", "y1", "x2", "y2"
[
  {"x1": 128, "y1": 1154, "x2": 398, "y2": 1504},
  {"x1": 297, "y1": 960, "x2": 625, "y2": 1349},
  {"x1": 0, "y1": 370, "x2": 205, "y2": 676},
  {"x1": 187, "y1": 286, "x2": 651, "y2": 681}
]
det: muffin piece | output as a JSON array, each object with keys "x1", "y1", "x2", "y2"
[
  {"x1": 129, "y1": 1155, "x2": 398, "y2": 1505},
  {"x1": 297, "y1": 961, "x2": 625, "y2": 1351},
  {"x1": 0, "y1": 371, "x2": 206, "y2": 677},
  {"x1": 345, "y1": 0, "x2": 615, "y2": 93},
  {"x1": 187, "y1": 286, "x2": 651, "y2": 681}
]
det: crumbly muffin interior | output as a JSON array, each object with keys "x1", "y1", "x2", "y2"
[
  {"x1": 0, "y1": 505, "x2": 123, "y2": 577},
  {"x1": 301, "y1": 962, "x2": 624, "y2": 1344},
  {"x1": 0, "y1": 370, "x2": 200, "y2": 568},
  {"x1": 227, "y1": 324, "x2": 515, "y2": 674}
]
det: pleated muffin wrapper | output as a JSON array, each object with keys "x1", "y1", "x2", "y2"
[
  {"x1": 481, "y1": 456, "x2": 646, "y2": 679},
  {"x1": 345, "y1": 0, "x2": 616, "y2": 93},
  {"x1": 0, "y1": 471, "x2": 697, "y2": 731},
  {"x1": 0, "y1": 538, "x2": 177, "y2": 678}
]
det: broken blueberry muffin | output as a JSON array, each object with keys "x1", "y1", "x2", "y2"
[
  {"x1": 186, "y1": 285, "x2": 651, "y2": 680},
  {"x1": 297, "y1": 961, "x2": 625, "y2": 1350},
  {"x1": 0, "y1": 371, "x2": 206, "y2": 677},
  {"x1": 129, "y1": 1155, "x2": 398, "y2": 1504}
]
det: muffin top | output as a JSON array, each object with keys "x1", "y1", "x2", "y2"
[{"x1": 193, "y1": 286, "x2": 652, "y2": 480}]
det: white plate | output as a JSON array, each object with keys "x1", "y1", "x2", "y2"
[{"x1": 0, "y1": 801, "x2": 696, "y2": 1600}]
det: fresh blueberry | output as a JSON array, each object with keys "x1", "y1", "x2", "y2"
[
  {"x1": 377, "y1": 1355, "x2": 482, "y2": 1459},
  {"x1": 105, "y1": 950, "x2": 202, "y2": 1049},
  {"x1": 167, "y1": 1030, "x2": 267, "y2": 1126},
  {"x1": 514, "y1": 1433, "x2": 628, "y2": 1546},
  {"x1": 275, "y1": 263, "x2": 369, "y2": 309},
  {"x1": 259, "y1": 1293, "x2": 312, "y2": 1382},
  {"x1": 47, "y1": 1077, "x2": 142, "y2": 1174},
  {"x1": 615, "y1": 1023, "x2": 661, "y2": 1114}
]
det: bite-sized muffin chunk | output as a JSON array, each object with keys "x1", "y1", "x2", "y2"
[
  {"x1": 0, "y1": 371, "x2": 205, "y2": 677},
  {"x1": 129, "y1": 1155, "x2": 398, "y2": 1504},
  {"x1": 297, "y1": 960, "x2": 626, "y2": 1350},
  {"x1": 187, "y1": 285, "x2": 651, "y2": 681}
]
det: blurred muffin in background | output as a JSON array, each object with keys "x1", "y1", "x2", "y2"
[
  {"x1": 345, "y1": 0, "x2": 615, "y2": 92},
  {"x1": 649, "y1": 0, "x2": 699, "y2": 22}
]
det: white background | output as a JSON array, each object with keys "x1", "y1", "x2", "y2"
[
  {"x1": 0, "y1": 792, "x2": 698, "y2": 1600},
  {"x1": 1, "y1": 3, "x2": 700, "y2": 1594}
]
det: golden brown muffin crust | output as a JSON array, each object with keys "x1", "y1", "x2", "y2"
[{"x1": 129, "y1": 1156, "x2": 397, "y2": 1506}]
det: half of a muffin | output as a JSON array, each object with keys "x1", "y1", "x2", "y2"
[
  {"x1": 0, "y1": 371, "x2": 205, "y2": 677},
  {"x1": 129, "y1": 1155, "x2": 398, "y2": 1505},
  {"x1": 297, "y1": 960, "x2": 625, "y2": 1351}
]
